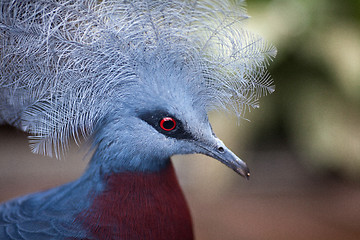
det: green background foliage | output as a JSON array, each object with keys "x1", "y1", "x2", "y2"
[{"x1": 244, "y1": 0, "x2": 360, "y2": 180}]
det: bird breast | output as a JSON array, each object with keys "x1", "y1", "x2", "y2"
[{"x1": 75, "y1": 161, "x2": 194, "y2": 240}]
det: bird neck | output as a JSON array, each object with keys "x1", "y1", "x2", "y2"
[
  {"x1": 77, "y1": 160, "x2": 194, "y2": 240},
  {"x1": 89, "y1": 144, "x2": 170, "y2": 173}
]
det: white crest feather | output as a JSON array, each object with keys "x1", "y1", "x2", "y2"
[{"x1": 0, "y1": 0, "x2": 276, "y2": 158}]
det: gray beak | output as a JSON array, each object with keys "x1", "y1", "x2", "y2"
[{"x1": 196, "y1": 137, "x2": 250, "y2": 179}]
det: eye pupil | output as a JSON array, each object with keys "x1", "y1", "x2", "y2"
[{"x1": 160, "y1": 117, "x2": 176, "y2": 131}]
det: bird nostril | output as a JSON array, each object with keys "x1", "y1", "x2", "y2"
[{"x1": 218, "y1": 146, "x2": 224, "y2": 153}]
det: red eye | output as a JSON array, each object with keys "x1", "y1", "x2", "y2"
[{"x1": 160, "y1": 117, "x2": 176, "y2": 131}]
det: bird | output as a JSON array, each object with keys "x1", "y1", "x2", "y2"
[{"x1": 0, "y1": 0, "x2": 276, "y2": 239}]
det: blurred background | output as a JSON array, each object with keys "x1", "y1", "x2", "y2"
[{"x1": 1, "y1": 0, "x2": 360, "y2": 239}]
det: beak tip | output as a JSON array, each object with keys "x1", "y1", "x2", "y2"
[
  {"x1": 245, "y1": 171, "x2": 250, "y2": 180},
  {"x1": 236, "y1": 166, "x2": 250, "y2": 180}
]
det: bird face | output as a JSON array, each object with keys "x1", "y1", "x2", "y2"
[
  {"x1": 138, "y1": 108, "x2": 250, "y2": 178},
  {"x1": 90, "y1": 58, "x2": 250, "y2": 178},
  {"x1": 92, "y1": 95, "x2": 249, "y2": 179}
]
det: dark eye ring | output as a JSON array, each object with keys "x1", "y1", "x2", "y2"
[{"x1": 159, "y1": 117, "x2": 176, "y2": 131}]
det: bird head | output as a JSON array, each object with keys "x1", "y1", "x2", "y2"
[
  {"x1": 90, "y1": 53, "x2": 250, "y2": 178},
  {"x1": 10, "y1": 1, "x2": 276, "y2": 179}
]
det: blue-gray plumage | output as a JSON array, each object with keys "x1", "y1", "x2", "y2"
[{"x1": 0, "y1": 0, "x2": 276, "y2": 239}]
